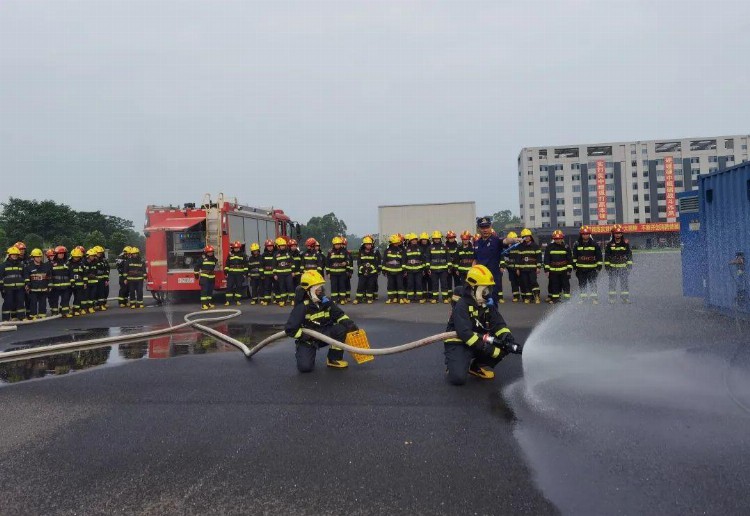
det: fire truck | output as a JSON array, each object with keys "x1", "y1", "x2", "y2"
[{"x1": 144, "y1": 193, "x2": 299, "y2": 301}]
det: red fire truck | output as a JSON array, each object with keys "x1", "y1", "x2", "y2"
[{"x1": 144, "y1": 193, "x2": 299, "y2": 301}]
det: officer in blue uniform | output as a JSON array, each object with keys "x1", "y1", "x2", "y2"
[{"x1": 473, "y1": 216, "x2": 519, "y2": 304}]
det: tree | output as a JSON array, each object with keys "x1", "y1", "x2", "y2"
[
  {"x1": 108, "y1": 231, "x2": 127, "y2": 254},
  {"x1": 22, "y1": 233, "x2": 44, "y2": 251},
  {"x1": 0, "y1": 227, "x2": 6, "y2": 250},
  {"x1": 491, "y1": 210, "x2": 522, "y2": 233},
  {"x1": 83, "y1": 230, "x2": 107, "y2": 250},
  {"x1": 300, "y1": 213, "x2": 348, "y2": 248}
]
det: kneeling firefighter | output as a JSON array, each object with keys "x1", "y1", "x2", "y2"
[
  {"x1": 444, "y1": 265, "x2": 523, "y2": 385},
  {"x1": 284, "y1": 270, "x2": 359, "y2": 372}
]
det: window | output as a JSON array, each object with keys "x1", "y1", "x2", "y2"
[
  {"x1": 632, "y1": 171, "x2": 638, "y2": 178},
  {"x1": 632, "y1": 194, "x2": 638, "y2": 201},
  {"x1": 658, "y1": 206, "x2": 667, "y2": 213},
  {"x1": 643, "y1": 170, "x2": 649, "y2": 177},
  {"x1": 630, "y1": 145, "x2": 636, "y2": 155},
  {"x1": 529, "y1": 191, "x2": 535, "y2": 197},
  {"x1": 527, "y1": 156, "x2": 533, "y2": 161},
  {"x1": 589, "y1": 196, "x2": 597, "y2": 204},
  {"x1": 605, "y1": 173, "x2": 613, "y2": 179},
  {"x1": 539, "y1": 149, "x2": 547, "y2": 159},
  {"x1": 541, "y1": 199, "x2": 550, "y2": 206},
  {"x1": 527, "y1": 170, "x2": 533, "y2": 175},
  {"x1": 690, "y1": 157, "x2": 700, "y2": 164},
  {"x1": 607, "y1": 208, "x2": 615, "y2": 215},
  {"x1": 555, "y1": 164, "x2": 564, "y2": 171},
  {"x1": 655, "y1": 158, "x2": 664, "y2": 165},
  {"x1": 634, "y1": 207, "x2": 640, "y2": 214},
  {"x1": 573, "y1": 208, "x2": 582, "y2": 216},
  {"x1": 529, "y1": 203, "x2": 535, "y2": 209},
  {"x1": 587, "y1": 146, "x2": 612, "y2": 156},
  {"x1": 643, "y1": 181, "x2": 649, "y2": 189},
  {"x1": 606, "y1": 196, "x2": 615, "y2": 202},
  {"x1": 644, "y1": 194, "x2": 650, "y2": 201},
  {"x1": 642, "y1": 160, "x2": 649, "y2": 166},
  {"x1": 642, "y1": 148, "x2": 648, "y2": 154},
  {"x1": 691, "y1": 168, "x2": 700, "y2": 175},
  {"x1": 540, "y1": 165, "x2": 548, "y2": 171},
  {"x1": 541, "y1": 222, "x2": 550, "y2": 228},
  {"x1": 655, "y1": 141, "x2": 681, "y2": 153},
  {"x1": 726, "y1": 155, "x2": 735, "y2": 162},
  {"x1": 556, "y1": 199, "x2": 565, "y2": 205},
  {"x1": 588, "y1": 185, "x2": 597, "y2": 192},
  {"x1": 528, "y1": 181, "x2": 534, "y2": 186},
  {"x1": 632, "y1": 183, "x2": 638, "y2": 190},
  {"x1": 631, "y1": 160, "x2": 637, "y2": 167},
  {"x1": 742, "y1": 144, "x2": 748, "y2": 150},
  {"x1": 675, "y1": 180, "x2": 684, "y2": 188},
  {"x1": 588, "y1": 173, "x2": 596, "y2": 180},
  {"x1": 557, "y1": 222, "x2": 566, "y2": 227},
  {"x1": 725, "y1": 139, "x2": 734, "y2": 150},
  {"x1": 572, "y1": 174, "x2": 581, "y2": 181},
  {"x1": 556, "y1": 210, "x2": 565, "y2": 217},
  {"x1": 555, "y1": 175, "x2": 564, "y2": 182},
  {"x1": 573, "y1": 196, "x2": 582, "y2": 204},
  {"x1": 530, "y1": 215, "x2": 535, "y2": 221},
  {"x1": 657, "y1": 182, "x2": 665, "y2": 189},
  {"x1": 589, "y1": 207, "x2": 597, "y2": 214},
  {"x1": 572, "y1": 185, "x2": 581, "y2": 192},
  {"x1": 657, "y1": 193, "x2": 666, "y2": 201},
  {"x1": 540, "y1": 187, "x2": 549, "y2": 193},
  {"x1": 708, "y1": 156, "x2": 718, "y2": 163},
  {"x1": 645, "y1": 217, "x2": 651, "y2": 223},
  {"x1": 690, "y1": 139, "x2": 716, "y2": 151},
  {"x1": 709, "y1": 167, "x2": 719, "y2": 173},
  {"x1": 634, "y1": 218, "x2": 640, "y2": 223},
  {"x1": 572, "y1": 163, "x2": 581, "y2": 170},
  {"x1": 541, "y1": 210, "x2": 550, "y2": 218},
  {"x1": 606, "y1": 184, "x2": 614, "y2": 191},
  {"x1": 540, "y1": 176, "x2": 549, "y2": 182},
  {"x1": 645, "y1": 206, "x2": 651, "y2": 213},
  {"x1": 556, "y1": 186, "x2": 564, "y2": 193}
]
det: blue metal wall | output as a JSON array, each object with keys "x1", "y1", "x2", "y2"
[
  {"x1": 699, "y1": 162, "x2": 750, "y2": 313},
  {"x1": 678, "y1": 191, "x2": 705, "y2": 297}
]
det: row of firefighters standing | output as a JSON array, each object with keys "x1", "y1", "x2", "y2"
[{"x1": 0, "y1": 243, "x2": 146, "y2": 322}]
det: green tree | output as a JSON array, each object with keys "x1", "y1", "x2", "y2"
[
  {"x1": 22, "y1": 233, "x2": 44, "y2": 251},
  {"x1": 491, "y1": 210, "x2": 522, "y2": 233},
  {"x1": 108, "y1": 231, "x2": 127, "y2": 254},
  {"x1": 0, "y1": 227, "x2": 7, "y2": 250},
  {"x1": 83, "y1": 230, "x2": 107, "y2": 250},
  {"x1": 300, "y1": 213, "x2": 348, "y2": 249}
]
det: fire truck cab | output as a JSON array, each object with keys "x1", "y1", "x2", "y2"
[{"x1": 144, "y1": 193, "x2": 299, "y2": 301}]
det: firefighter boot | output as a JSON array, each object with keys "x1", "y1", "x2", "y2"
[
  {"x1": 469, "y1": 362, "x2": 495, "y2": 380},
  {"x1": 326, "y1": 358, "x2": 349, "y2": 369},
  {"x1": 534, "y1": 293, "x2": 541, "y2": 304}
]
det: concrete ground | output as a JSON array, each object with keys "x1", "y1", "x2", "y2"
[{"x1": 1, "y1": 251, "x2": 748, "y2": 515}]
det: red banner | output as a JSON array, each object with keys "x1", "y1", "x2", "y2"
[
  {"x1": 588, "y1": 222, "x2": 680, "y2": 234},
  {"x1": 664, "y1": 156, "x2": 677, "y2": 219},
  {"x1": 596, "y1": 160, "x2": 607, "y2": 222}
]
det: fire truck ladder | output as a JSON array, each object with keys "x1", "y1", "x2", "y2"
[{"x1": 204, "y1": 193, "x2": 224, "y2": 259}]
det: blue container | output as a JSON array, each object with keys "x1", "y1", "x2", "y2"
[
  {"x1": 678, "y1": 191, "x2": 705, "y2": 297},
  {"x1": 699, "y1": 162, "x2": 750, "y2": 314}
]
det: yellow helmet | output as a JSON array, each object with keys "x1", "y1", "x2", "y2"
[
  {"x1": 6, "y1": 246, "x2": 20, "y2": 255},
  {"x1": 419, "y1": 232, "x2": 429, "y2": 240},
  {"x1": 431, "y1": 230, "x2": 442, "y2": 239},
  {"x1": 506, "y1": 231, "x2": 518, "y2": 239},
  {"x1": 96, "y1": 245, "x2": 105, "y2": 254},
  {"x1": 70, "y1": 248, "x2": 84, "y2": 258},
  {"x1": 86, "y1": 248, "x2": 98, "y2": 257},
  {"x1": 122, "y1": 246, "x2": 130, "y2": 253},
  {"x1": 275, "y1": 237, "x2": 287, "y2": 246},
  {"x1": 466, "y1": 265, "x2": 495, "y2": 287},
  {"x1": 520, "y1": 228, "x2": 533, "y2": 237},
  {"x1": 30, "y1": 248, "x2": 44, "y2": 258},
  {"x1": 300, "y1": 270, "x2": 326, "y2": 289},
  {"x1": 389, "y1": 234, "x2": 401, "y2": 245},
  {"x1": 362, "y1": 236, "x2": 374, "y2": 245},
  {"x1": 331, "y1": 236, "x2": 343, "y2": 245},
  {"x1": 131, "y1": 247, "x2": 140, "y2": 254},
  {"x1": 250, "y1": 242, "x2": 260, "y2": 252}
]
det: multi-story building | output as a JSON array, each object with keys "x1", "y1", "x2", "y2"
[{"x1": 518, "y1": 135, "x2": 749, "y2": 230}]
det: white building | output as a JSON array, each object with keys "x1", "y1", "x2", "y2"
[
  {"x1": 378, "y1": 202, "x2": 476, "y2": 240},
  {"x1": 518, "y1": 135, "x2": 750, "y2": 229}
]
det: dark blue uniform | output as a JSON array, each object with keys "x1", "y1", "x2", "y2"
[{"x1": 473, "y1": 235, "x2": 507, "y2": 303}]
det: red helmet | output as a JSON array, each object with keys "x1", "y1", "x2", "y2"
[
  {"x1": 15, "y1": 241, "x2": 26, "y2": 250},
  {"x1": 75, "y1": 245, "x2": 85, "y2": 253},
  {"x1": 612, "y1": 224, "x2": 624, "y2": 234},
  {"x1": 446, "y1": 230, "x2": 457, "y2": 239},
  {"x1": 204, "y1": 245, "x2": 214, "y2": 253},
  {"x1": 341, "y1": 237, "x2": 348, "y2": 245},
  {"x1": 230, "y1": 240, "x2": 242, "y2": 249},
  {"x1": 55, "y1": 245, "x2": 68, "y2": 254},
  {"x1": 305, "y1": 237, "x2": 316, "y2": 248},
  {"x1": 264, "y1": 239, "x2": 274, "y2": 247},
  {"x1": 579, "y1": 226, "x2": 592, "y2": 236},
  {"x1": 460, "y1": 230, "x2": 472, "y2": 241},
  {"x1": 289, "y1": 239, "x2": 298, "y2": 247},
  {"x1": 46, "y1": 249, "x2": 55, "y2": 258},
  {"x1": 552, "y1": 230, "x2": 564, "y2": 240}
]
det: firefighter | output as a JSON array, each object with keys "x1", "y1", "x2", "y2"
[
  {"x1": 427, "y1": 231, "x2": 451, "y2": 303},
  {"x1": 354, "y1": 235, "x2": 381, "y2": 304},
  {"x1": 273, "y1": 237, "x2": 295, "y2": 306},
  {"x1": 544, "y1": 230, "x2": 573, "y2": 303},
  {"x1": 302, "y1": 238, "x2": 325, "y2": 275},
  {"x1": 342, "y1": 236, "x2": 354, "y2": 303},
  {"x1": 25, "y1": 249, "x2": 50, "y2": 319},
  {"x1": 83, "y1": 249, "x2": 100, "y2": 313},
  {"x1": 445, "y1": 230, "x2": 459, "y2": 291},
  {"x1": 289, "y1": 239, "x2": 302, "y2": 289},
  {"x1": 504, "y1": 231, "x2": 521, "y2": 302},
  {"x1": 572, "y1": 226, "x2": 603, "y2": 304},
  {"x1": 473, "y1": 217, "x2": 511, "y2": 304},
  {"x1": 516, "y1": 228, "x2": 542, "y2": 304},
  {"x1": 284, "y1": 269, "x2": 359, "y2": 372},
  {"x1": 326, "y1": 237, "x2": 349, "y2": 304},
  {"x1": 418, "y1": 232, "x2": 432, "y2": 302},
  {"x1": 247, "y1": 243, "x2": 262, "y2": 305},
  {"x1": 444, "y1": 265, "x2": 522, "y2": 386},
  {"x1": 45, "y1": 249, "x2": 55, "y2": 263},
  {"x1": 194, "y1": 245, "x2": 217, "y2": 309},
  {"x1": 94, "y1": 245, "x2": 109, "y2": 310},
  {"x1": 126, "y1": 247, "x2": 146, "y2": 309},
  {"x1": 225, "y1": 241, "x2": 248, "y2": 306},
  {"x1": 68, "y1": 247, "x2": 87, "y2": 315},
  {"x1": 382, "y1": 234, "x2": 406, "y2": 304},
  {"x1": 49, "y1": 246, "x2": 72, "y2": 317},
  {"x1": 605, "y1": 224, "x2": 634, "y2": 304},
  {"x1": 404, "y1": 233, "x2": 426, "y2": 303},
  {"x1": 116, "y1": 246, "x2": 130, "y2": 307},
  {"x1": 455, "y1": 231, "x2": 476, "y2": 284},
  {"x1": 1, "y1": 246, "x2": 27, "y2": 321},
  {"x1": 260, "y1": 239, "x2": 276, "y2": 305}
]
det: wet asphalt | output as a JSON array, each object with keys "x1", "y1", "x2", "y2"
[{"x1": 1, "y1": 251, "x2": 748, "y2": 515}]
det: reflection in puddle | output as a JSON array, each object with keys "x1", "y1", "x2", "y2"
[{"x1": 0, "y1": 323, "x2": 281, "y2": 386}]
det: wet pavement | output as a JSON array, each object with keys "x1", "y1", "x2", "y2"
[{"x1": 0, "y1": 252, "x2": 748, "y2": 514}]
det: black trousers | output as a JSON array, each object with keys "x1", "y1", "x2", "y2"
[
  {"x1": 518, "y1": 270, "x2": 540, "y2": 300},
  {"x1": 608, "y1": 268, "x2": 630, "y2": 299},
  {"x1": 356, "y1": 274, "x2": 378, "y2": 300},
  {"x1": 547, "y1": 272, "x2": 570, "y2": 302},
  {"x1": 430, "y1": 270, "x2": 449, "y2": 299},
  {"x1": 405, "y1": 271, "x2": 423, "y2": 300},
  {"x1": 199, "y1": 278, "x2": 213, "y2": 306},
  {"x1": 71, "y1": 285, "x2": 86, "y2": 312},
  {"x1": 386, "y1": 273, "x2": 404, "y2": 300},
  {"x1": 226, "y1": 274, "x2": 245, "y2": 300},
  {"x1": 2, "y1": 288, "x2": 26, "y2": 320},
  {"x1": 508, "y1": 268, "x2": 520, "y2": 299},
  {"x1": 49, "y1": 287, "x2": 71, "y2": 315},
  {"x1": 276, "y1": 274, "x2": 294, "y2": 302},
  {"x1": 97, "y1": 280, "x2": 109, "y2": 307},
  {"x1": 295, "y1": 324, "x2": 348, "y2": 372},
  {"x1": 262, "y1": 275, "x2": 274, "y2": 302},
  {"x1": 576, "y1": 269, "x2": 599, "y2": 299},
  {"x1": 329, "y1": 274, "x2": 348, "y2": 301},
  {"x1": 85, "y1": 284, "x2": 98, "y2": 309},
  {"x1": 248, "y1": 276, "x2": 261, "y2": 301},
  {"x1": 444, "y1": 341, "x2": 503, "y2": 386},
  {"x1": 129, "y1": 280, "x2": 144, "y2": 305},
  {"x1": 29, "y1": 290, "x2": 47, "y2": 316},
  {"x1": 421, "y1": 273, "x2": 431, "y2": 300},
  {"x1": 118, "y1": 277, "x2": 128, "y2": 305}
]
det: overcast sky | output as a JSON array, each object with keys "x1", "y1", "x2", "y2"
[{"x1": 1, "y1": 0, "x2": 748, "y2": 235}]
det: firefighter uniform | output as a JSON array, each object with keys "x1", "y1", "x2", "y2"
[
  {"x1": 605, "y1": 228, "x2": 634, "y2": 303},
  {"x1": 193, "y1": 249, "x2": 217, "y2": 309},
  {"x1": 115, "y1": 249, "x2": 129, "y2": 307},
  {"x1": 273, "y1": 242, "x2": 295, "y2": 306},
  {"x1": 418, "y1": 234, "x2": 432, "y2": 301},
  {"x1": 404, "y1": 236, "x2": 427, "y2": 303},
  {"x1": 302, "y1": 249, "x2": 325, "y2": 274},
  {"x1": 261, "y1": 242, "x2": 276, "y2": 305},
  {"x1": 355, "y1": 239, "x2": 381, "y2": 304},
  {"x1": 68, "y1": 254, "x2": 87, "y2": 315},
  {"x1": 83, "y1": 253, "x2": 100, "y2": 313},
  {"x1": 543, "y1": 235, "x2": 573, "y2": 303},
  {"x1": 284, "y1": 272, "x2": 358, "y2": 372},
  {"x1": 516, "y1": 230, "x2": 542, "y2": 303},
  {"x1": 445, "y1": 232, "x2": 459, "y2": 291},
  {"x1": 225, "y1": 247, "x2": 248, "y2": 305},
  {"x1": 25, "y1": 256, "x2": 50, "y2": 318},
  {"x1": 247, "y1": 246, "x2": 263, "y2": 304},
  {"x1": 572, "y1": 228, "x2": 603, "y2": 303},
  {"x1": 49, "y1": 250, "x2": 72, "y2": 316},
  {"x1": 290, "y1": 242, "x2": 303, "y2": 289},
  {"x1": 504, "y1": 232, "x2": 521, "y2": 302},
  {"x1": 428, "y1": 232, "x2": 451, "y2": 303},
  {"x1": 455, "y1": 238, "x2": 476, "y2": 285},
  {"x1": 1, "y1": 250, "x2": 27, "y2": 321},
  {"x1": 94, "y1": 247, "x2": 110, "y2": 310},
  {"x1": 126, "y1": 249, "x2": 146, "y2": 308},
  {"x1": 326, "y1": 239, "x2": 349, "y2": 304},
  {"x1": 382, "y1": 237, "x2": 406, "y2": 304}
]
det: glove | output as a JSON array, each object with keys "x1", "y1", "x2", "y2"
[
  {"x1": 498, "y1": 332, "x2": 523, "y2": 354},
  {"x1": 476, "y1": 334, "x2": 501, "y2": 357},
  {"x1": 320, "y1": 295, "x2": 331, "y2": 307}
]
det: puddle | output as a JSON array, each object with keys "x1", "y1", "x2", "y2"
[{"x1": 0, "y1": 323, "x2": 281, "y2": 386}]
